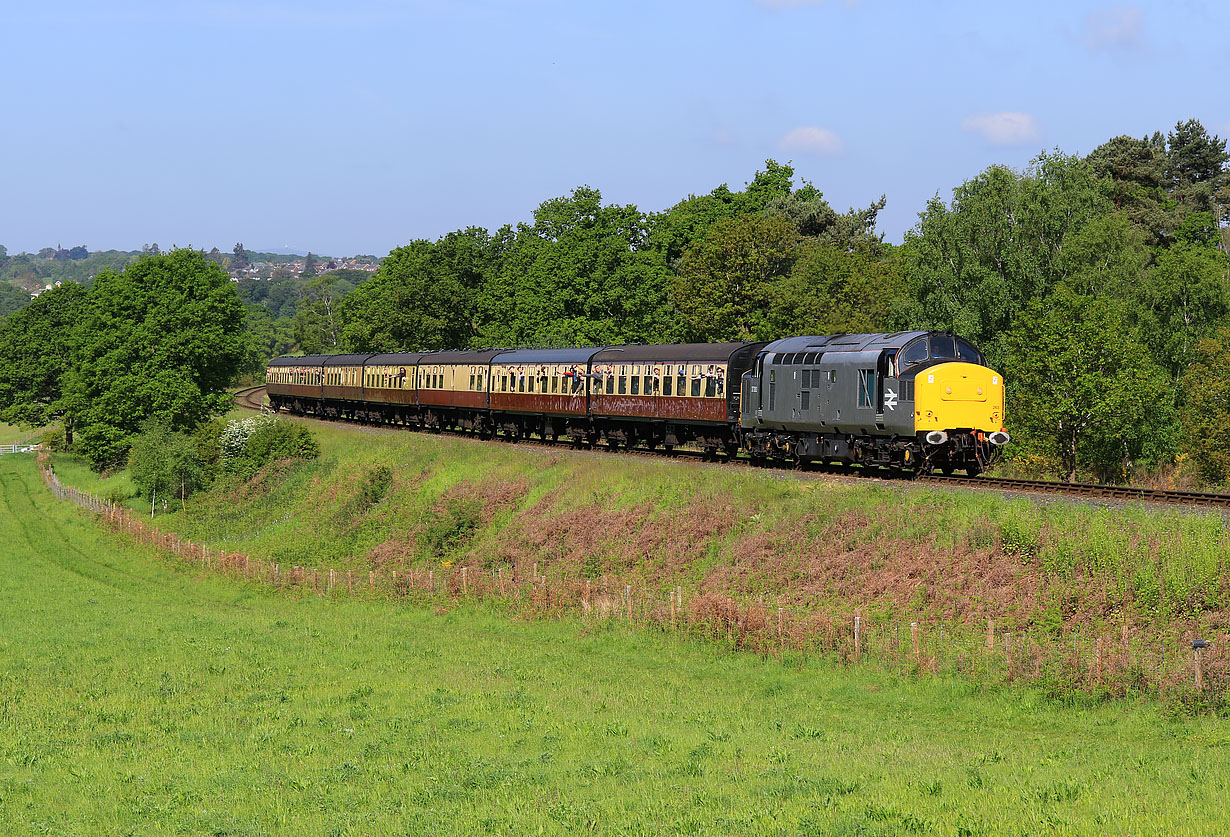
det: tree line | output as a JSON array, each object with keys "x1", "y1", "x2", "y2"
[{"x1": 1, "y1": 119, "x2": 1227, "y2": 484}]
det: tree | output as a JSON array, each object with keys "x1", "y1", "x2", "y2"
[
  {"x1": 232, "y1": 243, "x2": 250, "y2": 271},
  {"x1": 291, "y1": 272, "x2": 348, "y2": 353},
  {"x1": 67, "y1": 249, "x2": 248, "y2": 467},
  {"x1": 344, "y1": 232, "x2": 487, "y2": 352},
  {"x1": 1135, "y1": 241, "x2": 1230, "y2": 384},
  {"x1": 300, "y1": 252, "x2": 318, "y2": 278},
  {"x1": 127, "y1": 420, "x2": 208, "y2": 513},
  {"x1": 0, "y1": 282, "x2": 29, "y2": 317},
  {"x1": 902, "y1": 152, "x2": 1115, "y2": 366},
  {"x1": 0, "y1": 283, "x2": 89, "y2": 442},
  {"x1": 1166, "y1": 119, "x2": 1229, "y2": 216},
  {"x1": 1086, "y1": 134, "x2": 1172, "y2": 244},
  {"x1": 765, "y1": 242, "x2": 907, "y2": 337},
  {"x1": 473, "y1": 190, "x2": 677, "y2": 347},
  {"x1": 67, "y1": 245, "x2": 89, "y2": 260},
  {"x1": 1004, "y1": 287, "x2": 1175, "y2": 483},
  {"x1": 1178, "y1": 329, "x2": 1230, "y2": 484},
  {"x1": 672, "y1": 214, "x2": 798, "y2": 342}
]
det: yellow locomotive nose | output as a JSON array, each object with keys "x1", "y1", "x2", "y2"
[{"x1": 914, "y1": 362, "x2": 1004, "y2": 434}]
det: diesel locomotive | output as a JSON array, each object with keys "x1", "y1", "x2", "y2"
[{"x1": 265, "y1": 331, "x2": 1009, "y2": 475}]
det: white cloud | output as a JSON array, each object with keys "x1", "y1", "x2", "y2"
[
  {"x1": 960, "y1": 113, "x2": 1041, "y2": 147},
  {"x1": 1084, "y1": 5, "x2": 1144, "y2": 52},
  {"x1": 779, "y1": 126, "x2": 844, "y2": 155}
]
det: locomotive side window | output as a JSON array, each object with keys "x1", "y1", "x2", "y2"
[
  {"x1": 858, "y1": 370, "x2": 874, "y2": 409},
  {"x1": 957, "y1": 338, "x2": 981, "y2": 363}
]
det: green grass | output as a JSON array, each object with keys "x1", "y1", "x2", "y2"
[
  {"x1": 0, "y1": 422, "x2": 37, "y2": 445},
  {"x1": 4, "y1": 452, "x2": 1230, "y2": 835}
]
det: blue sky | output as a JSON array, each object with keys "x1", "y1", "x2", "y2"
[{"x1": 2, "y1": 0, "x2": 1227, "y2": 256}]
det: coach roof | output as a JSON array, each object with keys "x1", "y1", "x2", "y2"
[{"x1": 592, "y1": 342, "x2": 755, "y2": 364}]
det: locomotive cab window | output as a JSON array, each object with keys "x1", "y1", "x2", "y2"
[
  {"x1": 930, "y1": 335, "x2": 956, "y2": 359},
  {"x1": 956, "y1": 338, "x2": 981, "y2": 363},
  {"x1": 900, "y1": 339, "x2": 928, "y2": 369}
]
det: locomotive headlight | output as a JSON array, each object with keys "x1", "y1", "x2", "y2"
[
  {"x1": 988, "y1": 431, "x2": 1011, "y2": 446},
  {"x1": 925, "y1": 430, "x2": 948, "y2": 445}
]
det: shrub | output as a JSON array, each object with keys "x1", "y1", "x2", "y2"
[
  {"x1": 218, "y1": 414, "x2": 319, "y2": 479},
  {"x1": 127, "y1": 420, "x2": 209, "y2": 510}
]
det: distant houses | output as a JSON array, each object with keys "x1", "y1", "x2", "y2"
[{"x1": 228, "y1": 257, "x2": 379, "y2": 281}]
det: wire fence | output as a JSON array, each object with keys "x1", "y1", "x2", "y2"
[{"x1": 38, "y1": 453, "x2": 1229, "y2": 704}]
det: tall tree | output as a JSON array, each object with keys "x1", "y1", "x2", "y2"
[
  {"x1": 300, "y1": 252, "x2": 318, "y2": 278},
  {"x1": 0, "y1": 283, "x2": 89, "y2": 443},
  {"x1": 1166, "y1": 119, "x2": 1229, "y2": 216},
  {"x1": 341, "y1": 231, "x2": 490, "y2": 352},
  {"x1": 671, "y1": 214, "x2": 798, "y2": 342},
  {"x1": 67, "y1": 249, "x2": 248, "y2": 467},
  {"x1": 765, "y1": 242, "x2": 907, "y2": 338},
  {"x1": 473, "y1": 188, "x2": 677, "y2": 347},
  {"x1": 231, "y1": 242, "x2": 250, "y2": 270},
  {"x1": 1178, "y1": 329, "x2": 1230, "y2": 484},
  {"x1": 1086, "y1": 134, "x2": 1172, "y2": 244},
  {"x1": 1005, "y1": 287, "x2": 1174, "y2": 483},
  {"x1": 902, "y1": 152, "x2": 1114, "y2": 366}
]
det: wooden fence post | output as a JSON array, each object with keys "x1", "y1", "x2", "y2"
[
  {"x1": 854, "y1": 615, "x2": 861, "y2": 659},
  {"x1": 462, "y1": 566, "x2": 468, "y2": 596},
  {"x1": 625, "y1": 585, "x2": 632, "y2": 621},
  {"x1": 911, "y1": 621, "x2": 920, "y2": 660},
  {"x1": 986, "y1": 617, "x2": 994, "y2": 651}
]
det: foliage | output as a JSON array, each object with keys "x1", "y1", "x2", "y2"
[
  {"x1": 67, "y1": 250, "x2": 248, "y2": 468},
  {"x1": 216, "y1": 413, "x2": 319, "y2": 479},
  {"x1": 1178, "y1": 329, "x2": 1230, "y2": 485},
  {"x1": 672, "y1": 214, "x2": 799, "y2": 341},
  {"x1": 127, "y1": 420, "x2": 209, "y2": 508},
  {"x1": 473, "y1": 188, "x2": 678, "y2": 347},
  {"x1": 765, "y1": 242, "x2": 907, "y2": 337},
  {"x1": 901, "y1": 152, "x2": 1115, "y2": 368},
  {"x1": 0, "y1": 283, "x2": 89, "y2": 436},
  {"x1": 341, "y1": 228, "x2": 492, "y2": 352},
  {"x1": 1005, "y1": 287, "x2": 1176, "y2": 482}
]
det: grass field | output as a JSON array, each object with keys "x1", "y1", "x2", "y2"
[
  {"x1": 0, "y1": 422, "x2": 37, "y2": 445},
  {"x1": 5, "y1": 452, "x2": 1230, "y2": 835}
]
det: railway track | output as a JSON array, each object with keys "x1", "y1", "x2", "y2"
[
  {"x1": 235, "y1": 385, "x2": 1230, "y2": 510},
  {"x1": 233, "y1": 385, "x2": 266, "y2": 411}
]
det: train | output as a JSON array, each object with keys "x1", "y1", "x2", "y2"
[{"x1": 264, "y1": 331, "x2": 1009, "y2": 475}]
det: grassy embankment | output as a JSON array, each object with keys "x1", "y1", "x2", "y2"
[
  {"x1": 55, "y1": 414, "x2": 1230, "y2": 636},
  {"x1": 5, "y1": 451, "x2": 1230, "y2": 835}
]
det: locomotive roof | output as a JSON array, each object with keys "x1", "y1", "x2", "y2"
[
  {"x1": 761, "y1": 332, "x2": 932, "y2": 354},
  {"x1": 492, "y1": 347, "x2": 603, "y2": 364},
  {"x1": 268, "y1": 354, "x2": 331, "y2": 367},
  {"x1": 591, "y1": 342, "x2": 756, "y2": 363}
]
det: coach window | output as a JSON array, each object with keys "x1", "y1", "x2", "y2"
[
  {"x1": 690, "y1": 368, "x2": 701, "y2": 397},
  {"x1": 645, "y1": 373, "x2": 654, "y2": 393},
  {"x1": 676, "y1": 371, "x2": 686, "y2": 396},
  {"x1": 662, "y1": 374, "x2": 673, "y2": 396},
  {"x1": 705, "y1": 376, "x2": 716, "y2": 398},
  {"x1": 618, "y1": 372, "x2": 627, "y2": 395}
]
